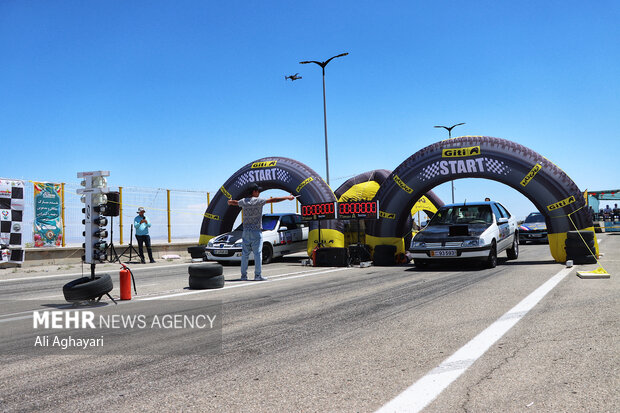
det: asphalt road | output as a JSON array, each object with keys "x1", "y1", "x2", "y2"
[{"x1": 0, "y1": 235, "x2": 618, "y2": 412}]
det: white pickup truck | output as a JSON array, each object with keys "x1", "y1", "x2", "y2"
[{"x1": 205, "y1": 213, "x2": 309, "y2": 264}]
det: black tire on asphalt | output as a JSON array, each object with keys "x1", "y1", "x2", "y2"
[
  {"x1": 63, "y1": 274, "x2": 114, "y2": 302},
  {"x1": 566, "y1": 230, "x2": 595, "y2": 242},
  {"x1": 188, "y1": 274, "x2": 225, "y2": 290},
  {"x1": 414, "y1": 259, "x2": 428, "y2": 268},
  {"x1": 571, "y1": 255, "x2": 598, "y2": 265},
  {"x1": 262, "y1": 243, "x2": 273, "y2": 264},
  {"x1": 373, "y1": 245, "x2": 397, "y2": 266},
  {"x1": 486, "y1": 242, "x2": 498, "y2": 269},
  {"x1": 565, "y1": 238, "x2": 595, "y2": 249},
  {"x1": 187, "y1": 245, "x2": 207, "y2": 260},
  {"x1": 506, "y1": 235, "x2": 519, "y2": 260},
  {"x1": 188, "y1": 263, "x2": 223, "y2": 278}
]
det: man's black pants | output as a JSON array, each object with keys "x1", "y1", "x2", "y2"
[{"x1": 135, "y1": 234, "x2": 154, "y2": 263}]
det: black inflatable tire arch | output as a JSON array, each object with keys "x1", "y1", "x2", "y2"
[
  {"x1": 334, "y1": 169, "x2": 444, "y2": 249},
  {"x1": 366, "y1": 136, "x2": 596, "y2": 262},
  {"x1": 199, "y1": 157, "x2": 344, "y2": 256},
  {"x1": 334, "y1": 169, "x2": 444, "y2": 217}
]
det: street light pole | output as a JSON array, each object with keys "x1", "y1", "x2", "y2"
[
  {"x1": 434, "y1": 122, "x2": 466, "y2": 203},
  {"x1": 300, "y1": 52, "x2": 348, "y2": 186}
]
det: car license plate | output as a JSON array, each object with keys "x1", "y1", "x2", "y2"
[
  {"x1": 431, "y1": 250, "x2": 456, "y2": 257},
  {"x1": 531, "y1": 234, "x2": 543, "y2": 238},
  {"x1": 212, "y1": 249, "x2": 228, "y2": 255}
]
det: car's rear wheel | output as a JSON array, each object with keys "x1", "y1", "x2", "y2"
[
  {"x1": 486, "y1": 241, "x2": 497, "y2": 268},
  {"x1": 506, "y1": 235, "x2": 519, "y2": 260},
  {"x1": 262, "y1": 243, "x2": 273, "y2": 264}
]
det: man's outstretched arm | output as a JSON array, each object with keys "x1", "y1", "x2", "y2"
[{"x1": 265, "y1": 195, "x2": 295, "y2": 204}]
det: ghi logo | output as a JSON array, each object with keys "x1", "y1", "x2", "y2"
[
  {"x1": 251, "y1": 161, "x2": 277, "y2": 168},
  {"x1": 547, "y1": 196, "x2": 575, "y2": 211},
  {"x1": 442, "y1": 146, "x2": 481, "y2": 158}
]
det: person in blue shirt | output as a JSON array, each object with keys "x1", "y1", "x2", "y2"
[
  {"x1": 134, "y1": 207, "x2": 155, "y2": 263},
  {"x1": 227, "y1": 184, "x2": 294, "y2": 281}
]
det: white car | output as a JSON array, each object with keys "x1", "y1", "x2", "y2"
[
  {"x1": 409, "y1": 201, "x2": 519, "y2": 268},
  {"x1": 205, "y1": 213, "x2": 309, "y2": 264}
]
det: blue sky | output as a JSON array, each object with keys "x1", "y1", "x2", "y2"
[{"x1": 2, "y1": 0, "x2": 619, "y2": 220}]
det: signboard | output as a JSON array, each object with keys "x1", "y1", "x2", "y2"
[
  {"x1": 301, "y1": 202, "x2": 337, "y2": 221},
  {"x1": 337, "y1": 200, "x2": 379, "y2": 220},
  {"x1": 301, "y1": 201, "x2": 380, "y2": 221},
  {"x1": 33, "y1": 182, "x2": 63, "y2": 247},
  {"x1": 0, "y1": 178, "x2": 25, "y2": 263}
]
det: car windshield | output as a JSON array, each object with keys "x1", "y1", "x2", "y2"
[
  {"x1": 427, "y1": 205, "x2": 493, "y2": 226},
  {"x1": 233, "y1": 215, "x2": 280, "y2": 231},
  {"x1": 525, "y1": 213, "x2": 545, "y2": 223}
]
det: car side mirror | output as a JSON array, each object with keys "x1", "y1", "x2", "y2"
[
  {"x1": 497, "y1": 217, "x2": 509, "y2": 224},
  {"x1": 278, "y1": 226, "x2": 288, "y2": 232}
]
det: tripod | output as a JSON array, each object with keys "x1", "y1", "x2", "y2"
[
  {"x1": 106, "y1": 215, "x2": 120, "y2": 263},
  {"x1": 119, "y1": 222, "x2": 141, "y2": 263}
]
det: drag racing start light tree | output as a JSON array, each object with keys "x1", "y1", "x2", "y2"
[{"x1": 77, "y1": 171, "x2": 109, "y2": 276}]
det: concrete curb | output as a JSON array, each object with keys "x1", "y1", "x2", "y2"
[{"x1": 1, "y1": 241, "x2": 198, "y2": 268}]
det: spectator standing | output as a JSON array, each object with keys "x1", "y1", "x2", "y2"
[{"x1": 134, "y1": 207, "x2": 155, "y2": 264}]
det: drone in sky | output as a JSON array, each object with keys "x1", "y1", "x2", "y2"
[{"x1": 285, "y1": 73, "x2": 302, "y2": 81}]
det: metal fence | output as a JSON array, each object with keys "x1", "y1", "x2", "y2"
[{"x1": 20, "y1": 180, "x2": 300, "y2": 247}]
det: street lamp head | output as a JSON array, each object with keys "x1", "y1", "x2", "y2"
[
  {"x1": 300, "y1": 53, "x2": 349, "y2": 67},
  {"x1": 434, "y1": 123, "x2": 466, "y2": 132},
  {"x1": 324, "y1": 52, "x2": 349, "y2": 65}
]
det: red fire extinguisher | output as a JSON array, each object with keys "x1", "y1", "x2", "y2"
[
  {"x1": 119, "y1": 263, "x2": 136, "y2": 300},
  {"x1": 311, "y1": 245, "x2": 319, "y2": 267}
]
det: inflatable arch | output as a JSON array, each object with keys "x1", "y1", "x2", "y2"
[
  {"x1": 199, "y1": 156, "x2": 344, "y2": 255},
  {"x1": 335, "y1": 169, "x2": 443, "y2": 217},
  {"x1": 366, "y1": 136, "x2": 596, "y2": 262},
  {"x1": 335, "y1": 169, "x2": 444, "y2": 248}
]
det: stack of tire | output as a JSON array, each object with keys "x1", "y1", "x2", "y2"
[
  {"x1": 373, "y1": 245, "x2": 397, "y2": 266},
  {"x1": 565, "y1": 230, "x2": 597, "y2": 264},
  {"x1": 188, "y1": 263, "x2": 225, "y2": 289}
]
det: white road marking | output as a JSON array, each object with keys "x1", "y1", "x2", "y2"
[
  {"x1": 0, "y1": 267, "x2": 349, "y2": 322},
  {"x1": 26, "y1": 294, "x2": 65, "y2": 300},
  {"x1": 376, "y1": 266, "x2": 574, "y2": 413},
  {"x1": 0, "y1": 262, "x2": 192, "y2": 283},
  {"x1": 139, "y1": 267, "x2": 350, "y2": 300}
]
